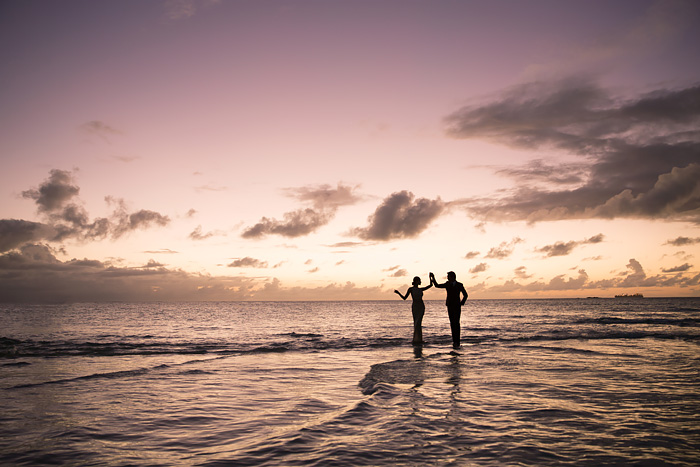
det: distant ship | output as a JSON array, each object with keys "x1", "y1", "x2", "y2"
[{"x1": 614, "y1": 293, "x2": 644, "y2": 298}]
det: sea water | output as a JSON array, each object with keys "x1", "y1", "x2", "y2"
[{"x1": 1, "y1": 299, "x2": 699, "y2": 466}]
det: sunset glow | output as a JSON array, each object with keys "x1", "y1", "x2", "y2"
[{"x1": 1, "y1": 0, "x2": 699, "y2": 301}]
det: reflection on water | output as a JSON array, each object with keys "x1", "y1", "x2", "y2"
[{"x1": 2, "y1": 299, "x2": 699, "y2": 465}]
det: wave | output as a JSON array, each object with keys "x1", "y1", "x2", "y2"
[
  {"x1": 574, "y1": 316, "x2": 700, "y2": 327},
  {"x1": 4, "y1": 357, "x2": 225, "y2": 390},
  {"x1": 2, "y1": 325, "x2": 698, "y2": 361}
]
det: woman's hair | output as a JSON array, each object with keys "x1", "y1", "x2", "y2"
[{"x1": 412, "y1": 276, "x2": 421, "y2": 285}]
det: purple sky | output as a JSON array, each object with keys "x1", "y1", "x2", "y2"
[{"x1": 1, "y1": 0, "x2": 699, "y2": 302}]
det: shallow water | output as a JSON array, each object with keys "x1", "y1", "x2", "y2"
[{"x1": 2, "y1": 299, "x2": 699, "y2": 465}]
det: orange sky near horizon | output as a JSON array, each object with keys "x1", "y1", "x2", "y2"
[{"x1": 1, "y1": 0, "x2": 699, "y2": 302}]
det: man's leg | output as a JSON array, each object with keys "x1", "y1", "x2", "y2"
[{"x1": 448, "y1": 306, "x2": 461, "y2": 348}]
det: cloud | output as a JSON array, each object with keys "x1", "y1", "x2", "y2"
[
  {"x1": 327, "y1": 242, "x2": 363, "y2": 248},
  {"x1": 447, "y1": 80, "x2": 700, "y2": 224},
  {"x1": 465, "y1": 251, "x2": 480, "y2": 259},
  {"x1": 665, "y1": 236, "x2": 700, "y2": 246},
  {"x1": 469, "y1": 255, "x2": 700, "y2": 297},
  {"x1": 469, "y1": 263, "x2": 489, "y2": 274},
  {"x1": 662, "y1": 263, "x2": 692, "y2": 273},
  {"x1": 496, "y1": 159, "x2": 589, "y2": 186},
  {"x1": 188, "y1": 225, "x2": 224, "y2": 241},
  {"x1": 485, "y1": 237, "x2": 523, "y2": 259},
  {"x1": 143, "y1": 249, "x2": 179, "y2": 254},
  {"x1": 163, "y1": 0, "x2": 220, "y2": 20},
  {"x1": 80, "y1": 120, "x2": 122, "y2": 141},
  {"x1": 242, "y1": 183, "x2": 362, "y2": 239},
  {"x1": 2, "y1": 170, "x2": 171, "y2": 251},
  {"x1": 111, "y1": 155, "x2": 139, "y2": 163},
  {"x1": 137, "y1": 259, "x2": 167, "y2": 269},
  {"x1": 227, "y1": 257, "x2": 268, "y2": 268},
  {"x1": 0, "y1": 244, "x2": 260, "y2": 302},
  {"x1": 0, "y1": 219, "x2": 57, "y2": 253},
  {"x1": 535, "y1": 234, "x2": 605, "y2": 257},
  {"x1": 242, "y1": 209, "x2": 334, "y2": 239},
  {"x1": 383, "y1": 265, "x2": 408, "y2": 277},
  {"x1": 514, "y1": 266, "x2": 533, "y2": 279},
  {"x1": 113, "y1": 206, "x2": 170, "y2": 237},
  {"x1": 352, "y1": 191, "x2": 445, "y2": 241},
  {"x1": 256, "y1": 278, "x2": 386, "y2": 301},
  {"x1": 22, "y1": 169, "x2": 80, "y2": 213}
]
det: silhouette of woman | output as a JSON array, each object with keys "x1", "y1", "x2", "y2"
[{"x1": 394, "y1": 276, "x2": 432, "y2": 346}]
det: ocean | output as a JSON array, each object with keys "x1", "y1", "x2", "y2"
[{"x1": 1, "y1": 299, "x2": 699, "y2": 466}]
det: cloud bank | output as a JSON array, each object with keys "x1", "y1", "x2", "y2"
[
  {"x1": 447, "y1": 80, "x2": 700, "y2": 224},
  {"x1": 0, "y1": 244, "x2": 386, "y2": 303},
  {"x1": 473, "y1": 258, "x2": 699, "y2": 296}
]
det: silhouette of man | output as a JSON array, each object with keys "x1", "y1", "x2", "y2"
[{"x1": 430, "y1": 271, "x2": 468, "y2": 348}]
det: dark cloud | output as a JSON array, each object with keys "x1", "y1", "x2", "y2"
[
  {"x1": 2, "y1": 170, "x2": 171, "y2": 251},
  {"x1": 22, "y1": 169, "x2": 80, "y2": 213},
  {"x1": 447, "y1": 80, "x2": 700, "y2": 224},
  {"x1": 242, "y1": 184, "x2": 362, "y2": 239},
  {"x1": 469, "y1": 263, "x2": 488, "y2": 274},
  {"x1": 0, "y1": 219, "x2": 57, "y2": 253},
  {"x1": 227, "y1": 257, "x2": 268, "y2": 268},
  {"x1": 662, "y1": 263, "x2": 692, "y2": 273},
  {"x1": 665, "y1": 236, "x2": 700, "y2": 246},
  {"x1": 485, "y1": 237, "x2": 523, "y2": 259},
  {"x1": 535, "y1": 234, "x2": 605, "y2": 257},
  {"x1": 352, "y1": 191, "x2": 445, "y2": 241}
]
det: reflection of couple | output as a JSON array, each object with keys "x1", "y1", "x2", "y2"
[{"x1": 395, "y1": 271, "x2": 468, "y2": 348}]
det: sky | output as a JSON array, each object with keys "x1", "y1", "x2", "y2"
[{"x1": 1, "y1": 0, "x2": 699, "y2": 302}]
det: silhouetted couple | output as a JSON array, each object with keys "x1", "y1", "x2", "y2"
[{"x1": 395, "y1": 271, "x2": 468, "y2": 348}]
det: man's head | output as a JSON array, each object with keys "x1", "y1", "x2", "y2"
[{"x1": 447, "y1": 271, "x2": 456, "y2": 281}]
